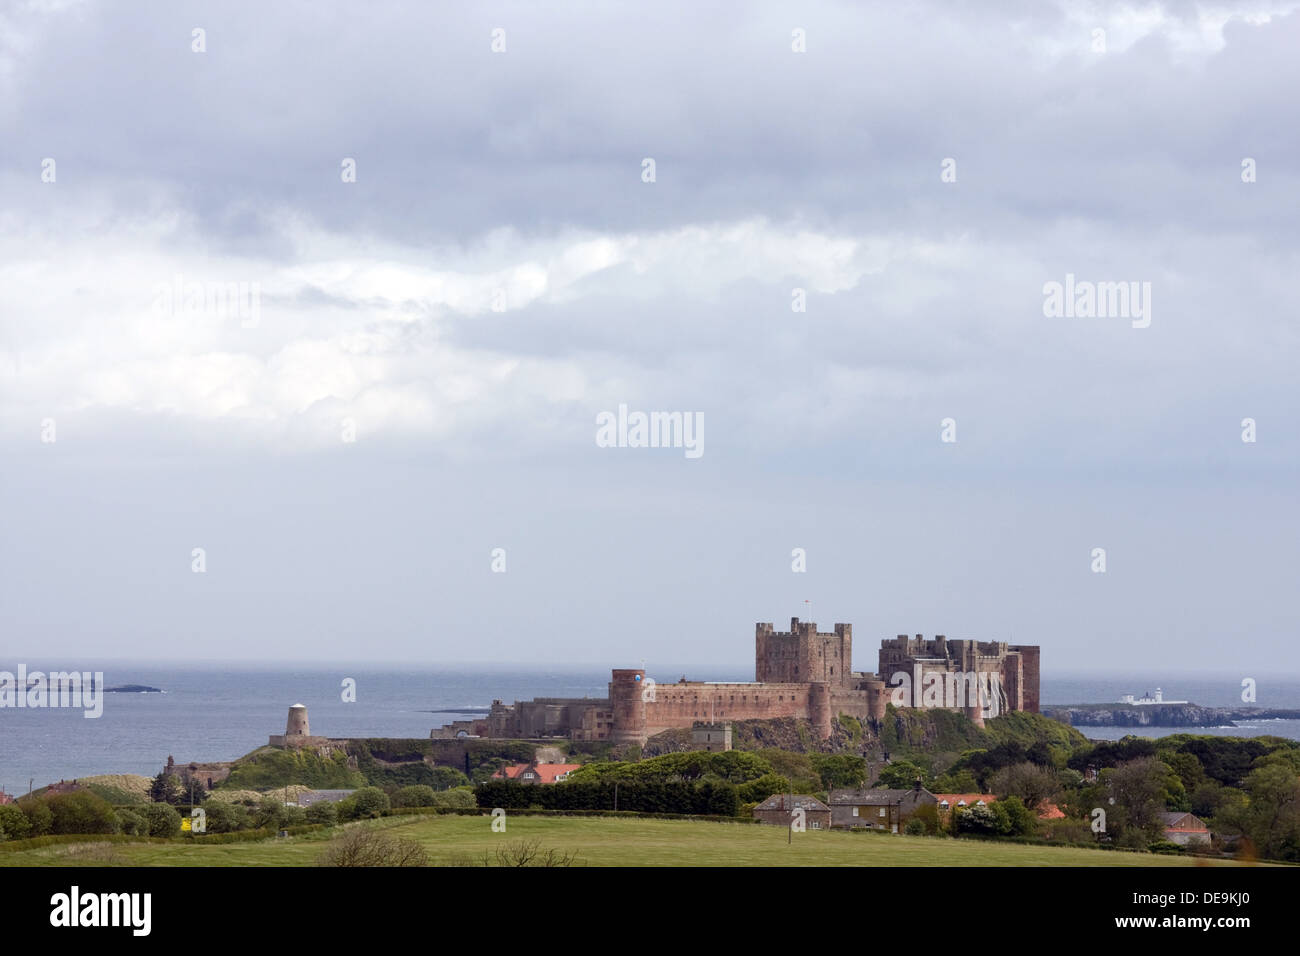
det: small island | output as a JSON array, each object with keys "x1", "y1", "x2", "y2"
[
  {"x1": 103, "y1": 684, "x2": 164, "y2": 694},
  {"x1": 1044, "y1": 702, "x2": 1300, "y2": 728}
]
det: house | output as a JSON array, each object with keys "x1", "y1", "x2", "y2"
[
  {"x1": 752, "y1": 794, "x2": 831, "y2": 829},
  {"x1": 829, "y1": 783, "x2": 938, "y2": 831},
  {"x1": 935, "y1": 793, "x2": 1066, "y2": 822},
  {"x1": 0, "y1": 791, "x2": 13, "y2": 805},
  {"x1": 1036, "y1": 802, "x2": 1066, "y2": 820},
  {"x1": 491, "y1": 762, "x2": 582, "y2": 784},
  {"x1": 933, "y1": 793, "x2": 992, "y2": 820},
  {"x1": 1158, "y1": 811, "x2": 1211, "y2": 846}
]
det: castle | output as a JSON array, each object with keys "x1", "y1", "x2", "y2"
[{"x1": 432, "y1": 619, "x2": 1040, "y2": 746}]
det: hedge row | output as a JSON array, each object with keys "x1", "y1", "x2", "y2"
[{"x1": 475, "y1": 780, "x2": 739, "y2": 816}]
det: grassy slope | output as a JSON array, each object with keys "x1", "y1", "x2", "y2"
[{"x1": 0, "y1": 815, "x2": 1249, "y2": 868}]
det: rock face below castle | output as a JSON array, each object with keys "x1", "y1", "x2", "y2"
[{"x1": 432, "y1": 618, "x2": 1040, "y2": 746}]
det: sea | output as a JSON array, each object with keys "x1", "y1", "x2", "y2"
[{"x1": 2, "y1": 663, "x2": 1298, "y2": 796}]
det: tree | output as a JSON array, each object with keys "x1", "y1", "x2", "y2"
[
  {"x1": 481, "y1": 838, "x2": 581, "y2": 867},
  {"x1": 1106, "y1": 757, "x2": 1184, "y2": 846},
  {"x1": 427, "y1": 767, "x2": 470, "y2": 791},
  {"x1": 990, "y1": 762, "x2": 1060, "y2": 811},
  {"x1": 735, "y1": 773, "x2": 790, "y2": 804},
  {"x1": 204, "y1": 801, "x2": 252, "y2": 833},
  {"x1": 999, "y1": 796, "x2": 1037, "y2": 836},
  {"x1": 810, "y1": 754, "x2": 867, "y2": 790},
  {"x1": 317, "y1": 827, "x2": 428, "y2": 866},
  {"x1": 1236, "y1": 764, "x2": 1300, "y2": 861},
  {"x1": 253, "y1": 797, "x2": 305, "y2": 830},
  {"x1": 932, "y1": 769, "x2": 980, "y2": 794},
  {"x1": 305, "y1": 801, "x2": 338, "y2": 826},
  {"x1": 0, "y1": 804, "x2": 32, "y2": 841},
  {"x1": 148, "y1": 771, "x2": 183, "y2": 805},
  {"x1": 876, "y1": 761, "x2": 927, "y2": 790},
  {"x1": 138, "y1": 803, "x2": 181, "y2": 838}
]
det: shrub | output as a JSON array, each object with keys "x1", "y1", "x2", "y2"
[
  {"x1": 203, "y1": 801, "x2": 252, "y2": 833},
  {"x1": 482, "y1": 837, "x2": 581, "y2": 867},
  {"x1": 317, "y1": 826, "x2": 427, "y2": 866},
  {"x1": 138, "y1": 803, "x2": 182, "y2": 838},
  {"x1": 115, "y1": 807, "x2": 146, "y2": 836},
  {"x1": 46, "y1": 791, "x2": 120, "y2": 835},
  {"x1": 253, "y1": 797, "x2": 306, "y2": 830},
  {"x1": 999, "y1": 796, "x2": 1038, "y2": 837},
  {"x1": 910, "y1": 803, "x2": 942, "y2": 835},
  {"x1": 475, "y1": 779, "x2": 738, "y2": 816},
  {"x1": 344, "y1": 787, "x2": 390, "y2": 820},
  {"x1": 135, "y1": 806, "x2": 180, "y2": 832},
  {"x1": 0, "y1": 805, "x2": 32, "y2": 841},
  {"x1": 903, "y1": 818, "x2": 927, "y2": 836},
  {"x1": 430, "y1": 789, "x2": 476, "y2": 809},
  {"x1": 304, "y1": 802, "x2": 338, "y2": 826},
  {"x1": 17, "y1": 798, "x2": 53, "y2": 836},
  {"x1": 391, "y1": 785, "x2": 437, "y2": 808}
]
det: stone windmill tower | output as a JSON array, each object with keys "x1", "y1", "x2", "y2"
[{"x1": 285, "y1": 703, "x2": 310, "y2": 737}]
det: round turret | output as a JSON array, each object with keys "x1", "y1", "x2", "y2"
[
  {"x1": 609, "y1": 669, "x2": 648, "y2": 746},
  {"x1": 285, "y1": 703, "x2": 310, "y2": 737}
]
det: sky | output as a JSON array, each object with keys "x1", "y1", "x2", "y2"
[{"x1": 0, "y1": 1, "x2": 1296, "y2": 674}]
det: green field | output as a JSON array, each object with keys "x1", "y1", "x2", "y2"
[{"x1": 0, "y1": 815, "x2": 1254, "y2": 867}]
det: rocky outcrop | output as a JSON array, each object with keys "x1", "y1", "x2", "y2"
[{"x1": 1044, "y1": 704, "x2": 1300, "y2": 728}]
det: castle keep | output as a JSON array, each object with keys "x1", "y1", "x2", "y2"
[{"x1": 432, "y1": 619, "x2": 1040, "y2": 746}]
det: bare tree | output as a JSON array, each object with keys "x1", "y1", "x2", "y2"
[
  {"x1": 317, "y1": 826, "x2": 429, "y2": 867},
  {"x1": 479, "y1": 838, "x2": 582, "y2": 867}
]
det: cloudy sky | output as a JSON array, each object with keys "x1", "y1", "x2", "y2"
[{"x1": 1, "y1": 0, "x2": 1296, "y2": 675}]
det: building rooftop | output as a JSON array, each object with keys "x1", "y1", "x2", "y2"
[
  {"x1": 756, "y1": 794, "x2": 829, "y2": 812},
  {"x1": 828, "y1": 788, "x2": 929, "y2": 805}
]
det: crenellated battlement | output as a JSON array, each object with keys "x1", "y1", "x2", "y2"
[{"x1": 432, "y1": 617, "x2": 1039, "y2": 747}]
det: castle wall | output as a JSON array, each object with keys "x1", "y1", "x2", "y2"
[
  {"x1": 1011, "y1": 645, "x2": 1040, "y2": 713},
  {"x1": 642, "y1": 681, "x2": 814, "y2": 738},
  {"x1": 756, "y1": 619, "x2": 852, "y2": 685},
  {"x1": 429, "y1": 620, "x2": 1040, "y2": 742}
]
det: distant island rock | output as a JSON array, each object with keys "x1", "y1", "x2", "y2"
[
  {"x1": 20, "y1": 678, "x2": 163, "y2": 693},
  {"x1": 103, "y1": 684, "x2": 163, "y2": 693},
  {"x1": 1045, "y1": 703, "x2": 1300, "y2": 728}
]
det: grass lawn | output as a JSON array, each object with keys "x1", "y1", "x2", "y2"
[{"x1": 0, "y1": 815, "x2": 1252, "y2": 867}]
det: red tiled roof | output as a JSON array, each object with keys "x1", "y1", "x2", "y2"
[
  {"x1": 532, "y1": 764, "x2": 581, "y2": 783},
  {"x1": 933, "y1": 793, "x2": 992, "y2": 808},
  {"x1": 1037, "y1": 803, "x2": 1066, "y2": 819},
  {"x1": 491, "y1": 762, "x2": 582, "y2": 783}
]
